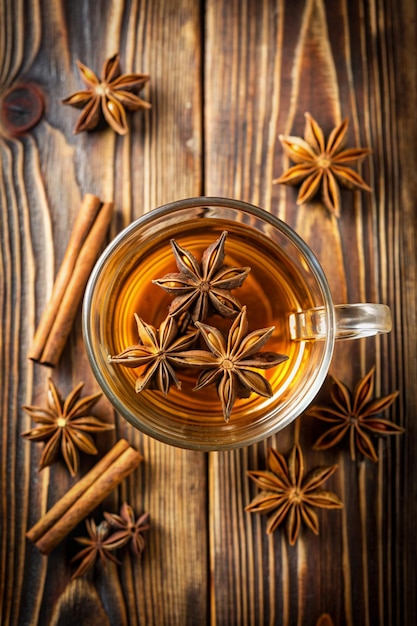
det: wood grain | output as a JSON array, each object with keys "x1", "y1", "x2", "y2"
[{"x1": 1, "y1": 0, "x2": 416, "y2": 625}]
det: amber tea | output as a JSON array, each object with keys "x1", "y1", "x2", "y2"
[{"x1": 100, "y1": 218, "x2": 315, "y2": 428}]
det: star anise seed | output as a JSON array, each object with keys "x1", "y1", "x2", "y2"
[
  {"x1": 62, "y1": 53, "x2": 150, "y2": 135},
  {"x1": 308, "y1": 367, "x2": 403, "y2": 462},
  {"x1": 104, "y1": 502, "x2": 150, "y2": 557},
  {"x1": 22, "y1": 379, "x2": 114, "y2": 477},
  {"x1": 175, "y1": 305, "x2": 288, "y2": 422},
  {"x1": 273, "y1": 112, "x2": 371, "y2": 217},
  {"x1": 316, "y1": 614, "x2": 335, "y2": 626},
  {"x1": 152, "y1": 231, "x2": 251, "y2": 325},
  {"x1": 246, "y1": 444, "x2": 343, "y2": 545},
  {"x1": 108, "y1": 312, "x2": 198, "y2": 394}
]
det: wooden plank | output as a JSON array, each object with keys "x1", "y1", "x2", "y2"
[
  {"x1": 204, "y1": 0, "x2": 416, "y2": 624},
  {"x1": 1, "y1": 1, "x2": 206, "y2": 625}
]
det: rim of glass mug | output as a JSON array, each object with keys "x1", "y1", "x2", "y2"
[{"x1": 82, "y1": 196, "x2": 389, "y2": 450}]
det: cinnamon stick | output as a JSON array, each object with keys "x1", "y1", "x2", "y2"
[
  {"x1": 26, "y1": 438, "x2": 130, "y2": 544},
  {"x1": 28, "y1": 193, "x2": 114, "y2": 367},
  {"x1": 26, "y1": 439, "x2": 143, "y2": 554}
]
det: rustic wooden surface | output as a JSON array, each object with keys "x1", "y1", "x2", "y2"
[{"x1": 1, "y1": 0, "x2": 416, "y2": 625}]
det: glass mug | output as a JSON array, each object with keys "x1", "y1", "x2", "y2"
[{"x1": 82, "y1": 197, "x2": 391, "y2": 450}]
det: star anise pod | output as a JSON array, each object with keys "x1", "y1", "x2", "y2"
[
  {"x1": 273, "y1": 112, "x2": 371, "y2": 217},
  {"x1": 108, "y1": 312, "x2": 198, "y2": 394},
  {"x1": 22, "y1": 379, "x2": 114, "y2": 477},
  {"x1": 152, "y1": 231, "x2": 251, "y2": 325},
  {"x1": 104, "y1": 502, "x2": 150, "y2": 557},
  {"x1": 71, "y1": 519, "x2": 121, "y2": 580},
  {"x1": 62, "y1": 53, "x2": 150, "y2": 135},
  {"x1": 307, "y1": 367, "x2": 403, "y2": 462},
  {"x1": 246, "y1": 444, "x2": 343, "y2": 545},
  {"x1": 175, "y1": 306, "x2": 288, "y2": 422}
]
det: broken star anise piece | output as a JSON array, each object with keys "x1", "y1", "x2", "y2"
[
  {"x1": 273, "y1": 112, "x2": 371, "y2": 217},
  {"x1": 307, "y1": 367, "x2": 403, "y2": 462},
  {"x1": 71, "y1": 519, "x2": 121, "y2": 580},
  {"x1": 246, "y1": 444, "x2": 343, "y2": 545},
  {"x1": 175, "y1": 305, "x2": 288, "y2": 422},
  {"x1": 152, "y1": 231, "x2": 251, "y2": 325},
  {"x1": 108, "y1": 312, "x2": 198, "y2": 394},
  {"x1": 22, "y1": 379, "x2": 114, "y2": 477},
  {"x1": 62, "y1": 53, "x2": 150, "y2": 135},
  {"x1": 104, "y1": 502, "x2": 150, "y2": 557}
]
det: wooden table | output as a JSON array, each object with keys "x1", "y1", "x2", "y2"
[{"x1": 1, "y1": 1, "x2": 416, "y2": 624}]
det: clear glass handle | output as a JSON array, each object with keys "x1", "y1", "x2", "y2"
[{"x1": 289, "y1": 303, "x2": 392, "y2": 341}]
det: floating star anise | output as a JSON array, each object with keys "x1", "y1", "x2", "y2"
[
  {"x1": 175, "y1": 306, "x2": 288, "y2": 422},
  {"x1": 22, "y1": 379, "x2": 114, "y2": 477},
  {"x1": 152, "y1": 231, "x2": 251, "y2": 325},
  {"x1": 307, "y1": 367, "x2": 403, "y2": 462},
  {"x1": 104, "y1": 502, "x2": 150, "y2": 557},
  {"x1": 62, "y1": 53, "x2": 150, "y2": 135},
  {"x1": 273, "y1": 112, "x2": 371, "y2": 217},
  {"x1": 108, "y1": 312, "x2": 198, "y2": 394},
  {"x1": 245, "y1": 444, "x2": 343, "y2": 544},
  {"x1": 71, "y1": 519, "x2": 121, "y2": 580}
]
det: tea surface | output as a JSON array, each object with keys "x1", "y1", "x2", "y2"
[{"x1": 105, "y1": 219, "x2": 315, "y2": 425}]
